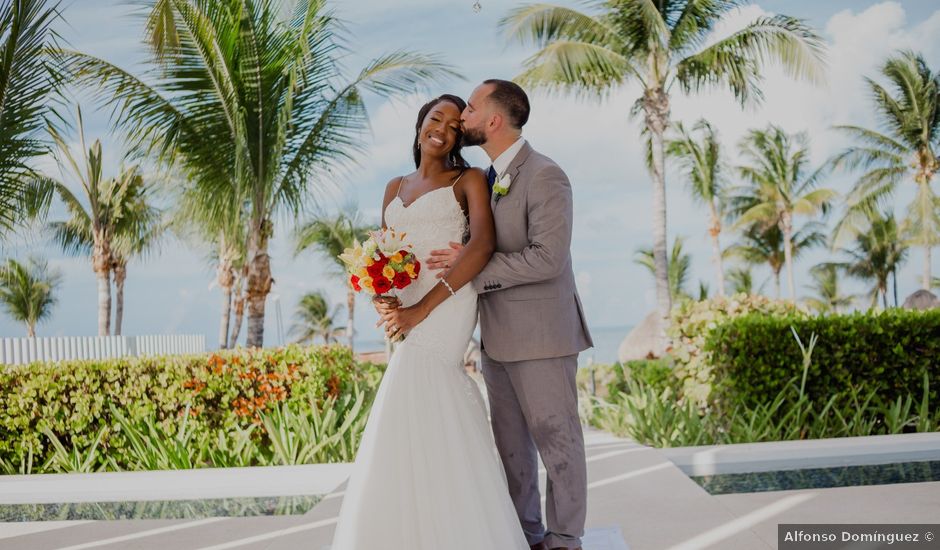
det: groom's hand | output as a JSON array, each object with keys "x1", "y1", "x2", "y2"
[{"x1": 426, "y1": 241, "x2": 463, "y2": 279}]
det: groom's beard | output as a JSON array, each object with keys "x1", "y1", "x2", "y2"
[{"x1": 461, "y1": 126, "x2": 486, "y2": 147}]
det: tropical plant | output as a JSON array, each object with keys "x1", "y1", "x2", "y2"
[
  {"x1": 635, "y1": 235, "x2": 691, "y2": 301},
  {"x1": 290, "y1": 290, "x2": 343, "y2": 345},
  {"x1": 0, "y1": 256, "x2": 60, "y2": 336},
  {"x1": 294, "y1": 210, "x2": 376, "y2": 351},
  {"x1": 171, "y1": 183, "x2": 248, "y2": 348},
  {"x1": 501, "y1": 0, "x2": 825, "y2": 348},
  {"x1": 24, "y1": 108, "x2": 153, "y2": 336},
  {"x1": 726, "y1": 222, "x2": 825, "y2": 298},
  {"x1": 730, "y1": 125, "x2": 838, "y2": 300},
  {"x1": 62, "y1": 0, "x2": 457, "y2": 347},
  {"x1": 831, "y1": 50, "x2": 940, "y2": 290},
  {"x1": 804, "y1": 263, "x2": 854, "y2": 314},
  {"x1": 667, "y1": 119, "x2": 727, "y2": 295},
  {"x1": 726, "y1": 266, "x2": 755, "y2": 295},
  {"x1": 0, "y1": 0, "x2": 61, "y2": 239},
  {"x1": 838, "y1": 210, "x2": 908, "y2": 309},
  {"x1": 110, "y1": 197, "x2": 164, "y2": 336}
]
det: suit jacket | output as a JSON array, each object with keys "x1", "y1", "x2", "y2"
[{"x1": 473, "y1": 142, "x2": 593, "y2": 362}]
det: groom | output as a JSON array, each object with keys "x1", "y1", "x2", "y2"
[{"x1": 429, "y1": 79, "x2": 593, "y2": 550}]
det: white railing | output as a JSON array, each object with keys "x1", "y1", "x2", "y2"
[{"x1": 0, "y1": 334, "x2": 206, "y2": 366}]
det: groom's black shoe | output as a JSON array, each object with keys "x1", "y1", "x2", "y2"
[{"x1": 529, "y1": 544, "x2": 547, "y2": 550}]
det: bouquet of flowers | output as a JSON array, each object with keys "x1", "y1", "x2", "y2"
[{"x1": 338, "y1": 228, "x2": 421, "y2": 296}]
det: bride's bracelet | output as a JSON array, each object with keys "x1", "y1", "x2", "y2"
[{"x1": 440, "y1": 277, "x2": 457, "y2": 296}]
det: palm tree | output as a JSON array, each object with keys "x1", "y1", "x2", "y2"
[
  {"x1": 726, "y1": 266, "x2": 755, "y2": 295},
  {"x1": 62, "y1": 0, "x2": 458, "y2": 347},
  {"x1": 24, "y1": 109, "x2": 152, "y2": 336},
  {"x1": 500, "y1": 0, "x2": 825, "y2": 347},
  {"x1": 290, "y1": 290, "x2": 343, "y2": 345},
  {"x1": 0, "y1": 256, "x2": 60, "y2": 336},
  {"x1": 667, "y1": 119, "x2": 727, "y2": 295},
  {"x1": 831, "y1": 51, "x2": 940, "y2": 290},
  {"x1": 0, "y1": 0, "x2": 60, "y2": 239},
  {"x1": 294, "y1": 210, "x2": 376, "y2": 352},
  {"x1": 110, "y1": 197, "x2": 164, "y2": 336},
  {"x1": 838, "y1": 211, "x2": 908, "y2": 309},
  {"x1": 170, "y1": 181, "x2": 247, "y2": 348},
  {"x1": 731, "y1": 125, "x2": 838, "y2": 299},
  {"x1": 727, "y1": 222, "x2": 825, "y2": 298},
  {"x1": 804, "y1": 263, "x2": 854, "y2": 314},
  {"x1": 635, "y1": 235, "x2": 691, "y2": 301}
]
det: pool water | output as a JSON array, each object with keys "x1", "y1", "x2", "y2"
[
  {"x1": 0, "y1": 494, "x2": 322, "y2": 522},
  {"x1": 691, "y1": 460, "x2": 940, "y2": 495}
]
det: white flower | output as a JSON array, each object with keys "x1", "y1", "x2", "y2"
[{"x1": 493, "y1": 174, "x2": 512, "y2": 197}]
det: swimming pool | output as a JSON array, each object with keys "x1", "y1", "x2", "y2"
[
  {"x1": 691, "y1": 459, "x2": 940, "y2": 495},
  {"x1": 0, "y1": 494, "x2": 323, "y2": 522}
]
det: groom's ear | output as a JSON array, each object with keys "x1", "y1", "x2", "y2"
[{"x1": 488, "y1": 112, "x2": 502, "y2": 131}]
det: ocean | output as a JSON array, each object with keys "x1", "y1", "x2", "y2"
[{"x1": 353, "y1": 325, "x2": 632, "y2": 368}]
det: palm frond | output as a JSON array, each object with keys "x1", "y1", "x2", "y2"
[
  {"x1": 676, "y1": 14, "x2": 825, "y2": 105},
  {"x1": 0, "y1": 0, "x2": 61, "y2": 235},
  {"x1": 516, "y1": 40, "x2": 635, "y2": 98}
]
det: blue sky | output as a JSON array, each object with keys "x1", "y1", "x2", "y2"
[{"x1": 2, "y1": 1, "x2": 940, "y2": 352}]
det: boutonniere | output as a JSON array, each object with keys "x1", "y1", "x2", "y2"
[{"x1": 493, "y1": 174, "x2": 512, "y2": 202}]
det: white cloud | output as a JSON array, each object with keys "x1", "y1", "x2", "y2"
[{"x1": 8, "y1": 1, "x2": 940, "y2": 345}]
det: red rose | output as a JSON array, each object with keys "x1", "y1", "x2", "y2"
[
  {"x1": 366, "y1": 257, "x2": 388, "y2": 279},
  {"x1": 412, "y1": 259, "x2": 421, "y2": 275},
  {"x1": 372, "y1": 276, "x2": 392, "y2": 294},
  {"x1": 350, "y1": 275, "x2": 361, "y2": 292},
  {"x1": 392, "y1": 270, "x2": 411, "y2": 289}
]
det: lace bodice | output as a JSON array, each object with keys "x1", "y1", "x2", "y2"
[{"x1": 384, "y1": 184, "x2": 469, "y2": 307}]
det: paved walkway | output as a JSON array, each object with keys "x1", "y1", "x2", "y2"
[{"x1": 2, "y1": 428, "x2": 939, "y2": 549}]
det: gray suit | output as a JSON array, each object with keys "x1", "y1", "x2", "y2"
[{"x1": 472, "y1": 142, "x2": 593, "y2": 549}]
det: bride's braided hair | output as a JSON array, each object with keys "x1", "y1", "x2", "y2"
[{"x1": 413, "y1": 94, "x2": 470, "y2": 169}]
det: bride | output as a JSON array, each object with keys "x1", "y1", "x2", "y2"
[{"x1": 326, "y1": 94, "x2": 530, "y2": 549}]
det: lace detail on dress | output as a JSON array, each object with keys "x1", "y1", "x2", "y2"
[{"x1": 385, "y1": 185, "x2": 469, "y2": 308}]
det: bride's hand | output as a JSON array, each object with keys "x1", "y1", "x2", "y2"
[
  {"x1": 371, "y1": 295, "x2": 401, "y2": 316},
  {"x1": 379, "y1": 304, "x2": 427, "y2": 341}
]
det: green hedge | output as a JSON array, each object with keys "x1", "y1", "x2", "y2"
[
  {"x1": 0, "y1": 345, "x2": 383, "y2": 472},
  {"x1": 705, "y1": 309, "x2": 940, "y2": 411}
]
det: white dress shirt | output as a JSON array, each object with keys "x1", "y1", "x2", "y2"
[{"x1": 490, "y1": 137, "x2": 526, "y2": 179}]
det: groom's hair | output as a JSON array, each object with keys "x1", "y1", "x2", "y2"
[{"x1": 483, "y1": 79, "x2": 530, "y2": 129}]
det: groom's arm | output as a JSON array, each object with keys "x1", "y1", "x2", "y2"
[{"x1": 472, "y1": 163, "x2": 572, "y2": 294}]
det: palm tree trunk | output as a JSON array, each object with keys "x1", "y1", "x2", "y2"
[
  {"x1": 27, "y1": 323, "x2": 35, "y2": 338},
  {"x1": 773, "y1": 268, "x2": 781, "y2": 298},
  {"x1": 229, "y1": 266, "x2": 247, "y2": 348},
  {"x1": 346, "y1": 290, "x2": 355, "y2": 352},
  {"x1": 113, "y1": 262, "x2": 126, "y2": 336},
  {"x1": 923, "y1": 244, "x2": 932, "y2": 291},
  {"x1": 643, "y1": 86, "x2": 672, "y2": 352},
  {"x1": 93, "y1": 240, "x2": 112, "y2": 336},
  {"x1": 893, "y1": 268, "x2": 899, "y2": 307},
  {"x1": 96, "y1": 269, "x2": 111, "y2": 336},
  {"x1": 219, "y1": 284, "x2": 233, "y2": 349},
  {"x1": 217, "y1": 252, "x2": 235, "y2": 349},
  {"x1": 781, "y1": 213, "x2": 796, "y2": 300},
  {"x1": 245, "y1": 219, "x2": 273, "y2": 348},
  {"x1": 708, "y1": 201, "x2": 726, "y2": 297}
]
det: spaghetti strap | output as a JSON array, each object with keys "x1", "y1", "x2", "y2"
[
  {"x1": 449, "y1": 168, "x2": 467, "y2": 187},
  {"x1": 395, "y1": 175, "x2": 406, "y2": 198}
]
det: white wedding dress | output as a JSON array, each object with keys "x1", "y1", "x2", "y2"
[{"x1": 327, "y1": 183, "x2": 529, "y2": 549}]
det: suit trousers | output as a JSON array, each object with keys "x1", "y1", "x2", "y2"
[{"x1": 481, "y1": 350, "x2": 587, "y2": 549}]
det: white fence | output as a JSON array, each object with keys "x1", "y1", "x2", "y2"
[{"x1": 0, "y1": 334, "x2": 206, "y2": 366}]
